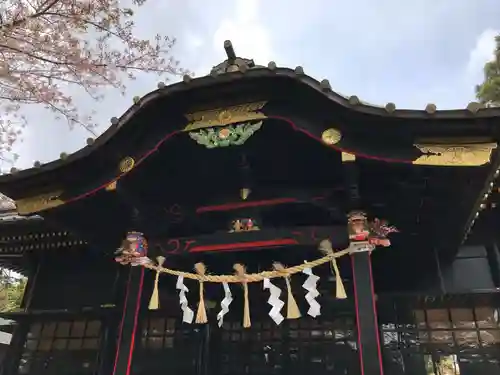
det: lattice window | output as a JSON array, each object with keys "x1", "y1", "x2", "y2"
[
  {"x1": 132, "y1": 313, "x2": 359, "y2": 375},
  {"x1": 131, "y1": 315, "x2": 200, "y2": 375},
  {"x1": 380, "y1": 301, "x2": 500, "y2": 375},
  {"x1": 17, "y1": 319, "x2": 101, "y2": 375},
  {"x1": 218, "y1": 316, "x2": 359, "y2": 375}
]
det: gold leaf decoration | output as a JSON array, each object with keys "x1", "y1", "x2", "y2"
[{"x1": 413, "y1": 143, "x2": 497, "y2": 166}]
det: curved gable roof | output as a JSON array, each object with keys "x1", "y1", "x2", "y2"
[{"x1": 1, "y1": 59, "x2": 499, "y2": 198}]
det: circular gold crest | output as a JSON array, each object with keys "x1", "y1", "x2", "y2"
[
  {"x1": 321, "y1": 128, "x2": 342, "y2": 145},
  {"x1": 119, "y1": 156, "x2": 135, "y2": 173}
]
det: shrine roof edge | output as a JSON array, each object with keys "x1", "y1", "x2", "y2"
[{"x1": 1, "y1": 64, "x2": 500, "y2": 197}]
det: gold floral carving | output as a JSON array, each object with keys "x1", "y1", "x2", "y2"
[
  {"x1": 184, "y1": 101, "x2": 267, "y2": 131},
  {"x1": 16, "y1": 191, "x2": 64, "y2": 215},
  {"x1": 413, "y1": 143, "x2": 497, "y2": 166}
]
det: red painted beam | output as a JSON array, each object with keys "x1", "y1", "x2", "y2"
[
  {"x1": 189, "y1": 238, "x2": 298, "y2": 253},
  {"x1": 196, "y1": 197, "x2": 299, "y2": 213},
  {"x1": 195, "y1": 196, "x2": 329, "y2": 214}
]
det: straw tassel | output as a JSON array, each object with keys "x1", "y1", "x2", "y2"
[
  {"x1": 273, "y1": 263, "x2": 301, "y2": 319},
  {"x1": 234, "y1": 263, "x2": 251, "y2": 328},
  {"x1": 194, "y1": 263, "x2": 208, "y2": 324},
  {"x1": 319, "y1": 239, "x2": 347, "y2": 299},
  {"x1": 330, "y1": 256, "x2": 347, "y2": 299},
  {"x1": 148, "y1": 256, "x2": 166, "y2": 310}
]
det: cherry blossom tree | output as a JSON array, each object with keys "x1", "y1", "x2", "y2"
[{"x1": 0, "y1": 0, "x2": 188, "y2": 165}]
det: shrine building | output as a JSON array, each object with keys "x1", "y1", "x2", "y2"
[{"x1": 0, "y1": 41, "x2": 499, "y2": 375}]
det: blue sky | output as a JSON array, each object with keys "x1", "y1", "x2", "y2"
[{"x1": 10, "y1": 0, "x2": 500, "y2": 169}]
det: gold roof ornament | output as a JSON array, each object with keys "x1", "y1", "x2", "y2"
[
  {"x1": 240, "y1": 188, "x2": 251, "y2": 200},
  {"x1": 16, "y1": 191, "x2": 64, "y2": 215},
  {"x1": 341, "y1": 152, "x2": 356, "y2": 162},
  {"x1": 105, "y1": 181, "x2": 118, "y2": 191},
  {"x1": 321, "y1": 128, "x2": 342, "y2": 145},
  {"x1": 413, "y1": 143, "x2": 497, "y2": 167},
  {"x1": 184, "y1": 102, "x2": 267, "y2": 131},
  {"x1": 119, "y1": 156, "x2": 135, "y2": 173}
]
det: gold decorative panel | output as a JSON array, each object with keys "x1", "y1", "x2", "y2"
[
  {"x1": 16, "y1": 191, "x2": 64, "y2": 215},
  {"x1": 413, "y1": 143, "x2": 497, "y2": 166},
  {"x1": 341, "y1": 152, "x2": 356, "y2": 162},
  {"x1": 184, "y1": 101, "x2": 267, "y2": 131}
]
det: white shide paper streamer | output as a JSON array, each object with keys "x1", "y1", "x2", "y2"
[
  {"x1": 217, "y1": 282, "x2": 233, "y2": 327},
  {"x1": 263, "y1": 278, "x2": 285, "y2": 325},
  {"x1": 302, "y1": 266, "x2": 321, "y2": 318},
  {"x1": 176, "y1": 275, "x2": 194, "y2": 324}
]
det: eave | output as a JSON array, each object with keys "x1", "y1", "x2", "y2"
[{"x1": 0, "y1": 67, "x2": 499, "y2": 201}]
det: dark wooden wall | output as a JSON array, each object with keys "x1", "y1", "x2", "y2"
[
  {"x1": 372, "y1": 243, "x2": 500, "y2": 294},
  {"x1": 28, "y1": 249, "x2": 122, "y2": 310}
]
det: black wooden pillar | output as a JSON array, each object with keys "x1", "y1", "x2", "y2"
[
  {"x1": 111, "y1": 261, "x2": 146, "y2": 375},
  {"x1": 342, "y1": 152, "x2": 385, "y2": 375}
]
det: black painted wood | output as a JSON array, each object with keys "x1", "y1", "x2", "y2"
[
  {"x1": 1, "y1": 323, "x2": 28, "y2": 375},
  {"x1": 113, "y1": 266, "x2": 145, "y2": 375},
  {"x1": 96, "y1": 315, "x2": 118, "y2": 375},
  {"x1": 343, "y1": 157, "x2": 384, "y2": 374},
  {"x1": 352, "y1": 252, "x2": 384, "y2": 375}
]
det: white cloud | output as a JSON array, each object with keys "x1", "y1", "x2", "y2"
[
  {"x1": 185, "y1": 33, "x2": 204, "y2": 52},
  {"x1": 213, "y1": 0, "x2": 273, "y2": 66},
  {"x1": 466, "y1": 29, "x2": 498, "y2": 80}
]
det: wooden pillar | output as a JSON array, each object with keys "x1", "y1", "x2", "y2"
[
  {"x1": 96, "y1": 314, "x2": 119, "y2": 375},
  {"x1": 112, "y1": 266, "x2": 145, "y2": 375},
  {"x1": 351, "y1": 250, "x2": 384, "y2": 375},
  {"x1": 96, "y1": 265, "x2": 122, "y2": 375},
  {"x1": 342, "y1": 152, "x2": 384, "y2": 375}
]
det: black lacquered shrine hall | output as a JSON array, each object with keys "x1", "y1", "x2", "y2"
[{"x1": 1, "y1": 41, "x2": 500, "y2": 375}]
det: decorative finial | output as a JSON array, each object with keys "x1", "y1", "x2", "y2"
[
  {"x1": 425, "y1": 103, "x2": 437, "y2": 114},
  {"x1": 467, "y1": 102, "x2": 481, "y2": 113},
  {"x1": 294, "y1": 66, "x2": 304, "y2": 75},
  {"x1": 210, "y1": 41, "x2": 257, "y2": 75},
  {"x1": 320, "y1": 79, "x2": 331, "y2": 91},
  {"x1": 348, "y1": 96, "x2": 360, "y2": 105},
  {"x1": 385, "y1": 102, "x2": 396, "y2": 113},
  {"x1": 224, "y1": 40, "x2": 236, "y2": 61}
]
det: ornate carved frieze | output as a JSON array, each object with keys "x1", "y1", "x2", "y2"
[{"x1": 189, "y1": 121, "x2": 262, "y2": 148}]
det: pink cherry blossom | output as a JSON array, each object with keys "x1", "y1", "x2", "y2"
[{"x1": 0, "y1": 0, "x2": 190, "y2": 165}]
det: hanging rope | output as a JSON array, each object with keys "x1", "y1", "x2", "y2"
[{"x1": 141, "y1": 248, "x2": 350, "y2": 283}]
